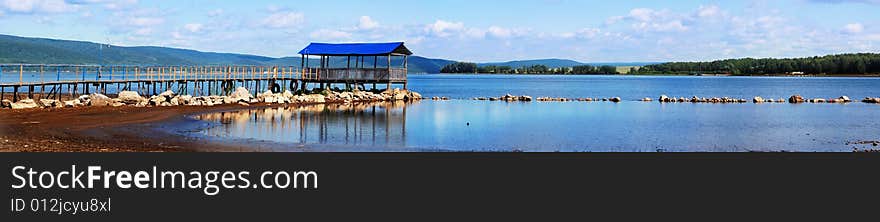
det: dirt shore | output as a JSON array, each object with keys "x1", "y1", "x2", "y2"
[{"x1": 0, "y1": 104, "x2": 268, "y2": 152}]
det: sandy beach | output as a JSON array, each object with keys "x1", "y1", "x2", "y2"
[{"x1": 0, "y1": 103, "x2": 267, "y2": 152}]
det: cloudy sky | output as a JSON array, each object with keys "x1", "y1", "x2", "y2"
[{"x1": 1, "y1": 0, "x2": 878, "y2": 62}]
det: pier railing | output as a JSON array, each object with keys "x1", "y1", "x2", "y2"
[
  {"x1": 0, "y1": 64, "x2": 408, "y2": 87},
  {"x1": 0, "y1": 64, "x2": 304, "y2": 86},
  {"x1": 301, "y1": 68, "x2": 407, "y2": 82}
]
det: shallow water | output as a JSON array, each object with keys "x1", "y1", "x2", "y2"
[{"x1": 190, "y1": 74, "x2": 880, "y2": 152}]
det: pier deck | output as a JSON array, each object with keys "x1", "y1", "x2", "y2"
[{"x1": 0, "y1": 64, "x2": 408, "y2": 102}]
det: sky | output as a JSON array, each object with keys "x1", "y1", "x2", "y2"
[{"x1": 0, "y1": 0, "x2": 879, "y2": 62}]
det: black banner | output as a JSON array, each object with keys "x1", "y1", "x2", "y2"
[{"x1": 2, "y1": 153, "x2": 879, "y2": 220}]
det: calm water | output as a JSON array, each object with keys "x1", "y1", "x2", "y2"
[{"x1": 189, "y1": 74, "x2": 880, "y2": 152}]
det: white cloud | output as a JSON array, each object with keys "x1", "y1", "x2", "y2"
[
  {"x1": 310, "y1": 29, "x2": 352, "y2": 40},
  {"x1": 843, "y1": 23, "x2": 864, "y2": 33},
  {"x1": 487, "y1": 26, "x2": 512, "y2": 38},
  {"x1": 609, "y1": 8, "x2": 689, "y2": 32},
  {"x1": 184, "y1": 23, "x2": 203, "y2": 33},
  {"x1": 425, "y1": 20, "x2": 465, "y2": 37},
  {"x1": 697, "y1": 5, "x2": 721, "y2": 18},
  {"x1": 260, "y1": 11, "x2": 304, "y2": 29},
  {"x1": 1, "y1": 0, "x2": 74, "y2": 13},
  {"x1": 127, "y1": 16, "x2": 163, "y2": 26},
  {"x1": 358, "y1": 16, "x2": 379, "y2": 30}
]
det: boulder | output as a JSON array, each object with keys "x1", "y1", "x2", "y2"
[
  {"x1": 641, "y1": 98, "x2": 653, "y2": 102},
  {"x1": 837, "y1": 96, "x2": 851, "y2": 103},
  {"x1": 410, "y1": 92, "x2": 423, "y2": 100},
  {"x1": 753, "y1": 97, "x2": 764, "y2": 103},
  {"x1": 1, "y1": 99, "x2": 12, "y2": 108},
  {"x1": 659, "y1": 95, "x2": 670, "y2": 102},
  {"x1": 89, "y1": 94, "x2": 112, "y2": 107},
  {"x1": 159, "y1": 90, "x2": 176, "y2": 98},
  {"x1": 77, "y1": 95, "x2": 91, "y2": 104},
  {"x1": 788, "y1": 95, "x2": 805, "y2": 103},
  {"x1": 117, "y1": 91, "x2": 145, "y2": 104},
  {"x1": 520, "y1": 96, "x2": 532, "y2": 102},
  {"x1": 282, "y1": 90, "x2": 294, "y2": 99},
  {"x1": 393, "y1": 91, "x2": 407, "y2": 101},
  {"x1": 10, "y1": 99, "x2": 39, "y2": 109},
  {"x1": 149, "y1": 95, "x2": 167, "y2": 106},
  {"x1": 63, "y1": 100, "x2": 80, "y2": 107},
  {"x1": 230, "y1": 87, "x2": 253, "y2": 101},
  {"x1": 609, "y1": 97, "x2": 621, "y2": 102},
  {"x1": 170, "y1": 97, "x2": 180, "y2": 106},
  {"x1": 39, "y1": 99, "x2": 60, "y2": 108}
]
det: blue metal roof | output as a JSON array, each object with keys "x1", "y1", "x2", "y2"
[{"x1": 298, "y1": 42, "x2": 412, "y2": 56}]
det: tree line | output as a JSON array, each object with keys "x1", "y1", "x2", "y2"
[
  {"x1": 632, "y1": 53, "x2": 880, "y2": 75},
  {"x1": 440, "y1": 62, "x2": 619, "y2": 74}
]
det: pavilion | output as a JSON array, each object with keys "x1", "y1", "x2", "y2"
[{"x1": 298, "y1": 42, "x2": 412, "y2": 90}]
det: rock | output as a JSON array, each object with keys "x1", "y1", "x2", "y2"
[
  {"x1": 811, "y1": 98, "x2": 826, "y2": 103},
  {"x1": 641, "y1": 98, "x2": 653, "y2": 102},
  {"x1": 230, "y1": 87, "x2": 253, "y2": 101},
  {"x1": 1, "y1": 99, "x2": 11, "y2": 108},
  {"x1": 63, "y1": 100, "x2": 79, "y2": 107},
  {"x1": 238, "y1": 102, "x2": 250, "y2": 106},
  {"x1": 410, "y1": 91, "x2": 423, "y2": 100},
  {"x1": 839, "y1": 96, "x2": 851, "y2": 103},
  {"x1": 39, "y1": 99, "x2": 60, "y2": 108},
  {"x1": 89, "y1": 94, "x2": 112, "y2": 107},
  {"x1": 159, "y1": 90, "x2": 176, "y2": 98},
  {"x1": 659, "y1": 95, "x2": 670, "y2": 102},
  {"x1": 149, "y1": 95, "x2": 167, "y2": 106},
  {"x1": 520, "y1": 96, "x2": 532, "y2": 102},
  {"x1": 753, "y1": 96, "x2": 764, "y2": 103},
  {"x1": 393, "y1": 91, "x2": 407, "y2": 101},
  {"x1": 788, "y1": 95, "x2": 805, "y2": 103},
  {"x1": 10, "y1": 99, "x2": 39, "y2": 109},
  {"x1": 117, "y1": 91, "x2": 145, "y2": 104},
  {"x1": 609, "y1": 97, "x2": 621, "y2": 102},
  {"x1": 170, "y1": 97, "x2": 180, "y2": 106},
  {"x1": 111, "y1": 102, "x2": 126, "y2": 107},
  {"x1": 264, "y1": 96, "x2": 276, "y2": 103}
]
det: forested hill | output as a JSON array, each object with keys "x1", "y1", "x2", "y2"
[{"x1": 633, "y1": 53, "x2": 880, "y2": 75}]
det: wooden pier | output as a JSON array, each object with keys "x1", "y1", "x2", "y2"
[
  {"x1": 0, "y1": 42, "x2": 413, "y2": 102},
  {"x1": 0, "y1": 64, "x2": 408, "y2": 102}
]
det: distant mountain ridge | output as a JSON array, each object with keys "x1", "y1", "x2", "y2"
[{"x1": 0, "y1": 34, "x2": 654, "y2": 73}]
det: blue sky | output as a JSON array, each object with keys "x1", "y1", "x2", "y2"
[{"x1": 1, "y1": 0, "x2": 879, "y2": 62}]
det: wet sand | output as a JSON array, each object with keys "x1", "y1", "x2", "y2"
[{"x1": 0, "y1": 104, "x2": 271, "y2": 152}]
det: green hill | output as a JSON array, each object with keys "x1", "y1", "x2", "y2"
[{"x1": 0, "y1": 34, "x2": 653, "y2": 73}]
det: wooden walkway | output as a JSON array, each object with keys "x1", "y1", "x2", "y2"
[{"x1": 0, "y1": 64, "x2": 407, "y2": 102}]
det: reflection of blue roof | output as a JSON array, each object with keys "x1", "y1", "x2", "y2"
[{"x1": 298, "y1": 42, "x2": 413, "y2": 56}]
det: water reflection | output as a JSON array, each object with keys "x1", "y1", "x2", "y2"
[{"x1": 194, "y1": 101, "x2": 415, "y2": 148}]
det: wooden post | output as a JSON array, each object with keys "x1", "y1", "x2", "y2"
[{"x1": 387, "y1": 54, "x2": 392, "y2": 90}]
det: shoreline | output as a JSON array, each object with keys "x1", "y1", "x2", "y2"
[{"x1": 0, "y1": 103, "x2": 269, "y2": 152}]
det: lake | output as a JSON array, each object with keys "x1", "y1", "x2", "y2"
[{"x1": 187, "y1": 74, "x2": 880, "y2": 152}]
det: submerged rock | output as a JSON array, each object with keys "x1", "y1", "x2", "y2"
[
  {"x1": 788, "y1": 95, "x2": 805, "y2": 103},
  {"x1": 753, "y1": 96, "x2": 764, "y2": 103},
  {"x1": 659, "y1": 95, "x2": 670, "y2": 103}
]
